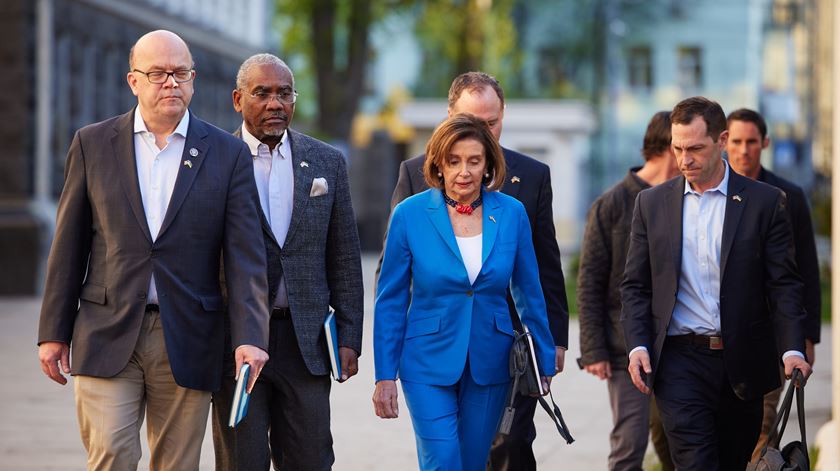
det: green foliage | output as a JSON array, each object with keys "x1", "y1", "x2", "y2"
[
  {"x1": 413, "y1": 0, "x2": 519, "y2": 98},
  {"x1": 273, "y1": 0, "x2": 318, "y2": 122}
]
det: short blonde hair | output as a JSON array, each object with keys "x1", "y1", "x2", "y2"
[{"x1": 423, "y1": 114, "x2": 505, "y2": 192}]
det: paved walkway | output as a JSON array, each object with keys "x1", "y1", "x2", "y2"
[{"x1": 0, "y1": 255, "x2": 832, "y2": 470}]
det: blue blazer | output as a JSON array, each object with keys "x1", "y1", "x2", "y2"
[{"x1": 375, "y1": 189, "x2": 555, "y2": 386}]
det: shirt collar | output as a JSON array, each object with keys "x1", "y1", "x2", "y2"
[
  {"x1": 240, "y1": 123, "x2": 286, "y2": 158},
  {"x1": 133, "y1": 107, "x2": 190, "y2": 138},
  {"x1": 684, "y1": 159, "x2": 730, "y2": 196}
]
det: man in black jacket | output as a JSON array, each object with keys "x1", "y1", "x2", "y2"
[
  {"x1": 578, "y1": 111, "x2": 678, "y2": 470},
  {"x1": 380, "y1": 71, "x2": 570, "y2": 471},
  {"x1": 725, "y1": 108, "x2": 820, "y2": 461}
]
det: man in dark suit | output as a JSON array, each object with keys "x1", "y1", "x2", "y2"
[
  {"x1": 381, "y1": 71, "x2": 570, "y2": 471},
  {"x1": 37, "y1": 30, "x2": 269, "y2": 470},
  {"x1": 620, "y1": 96, "x2": 812, "y2": 470},
  {"x1": 724, "y1": 108, "x2": 821, "y2": 461},
  {"x1": 211, "y1": 53, "x2": 364, "y2": 471}
]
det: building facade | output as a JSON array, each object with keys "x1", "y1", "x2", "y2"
[{"x1": 0, "y1": 0, "x2": 273, "y2": 294}]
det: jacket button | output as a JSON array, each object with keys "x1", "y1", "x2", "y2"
[
  {"x1": 466, "y1": 290, "x2": 473, "y2": 297},
  {"x1": 137, "y1": 291, "x2": 146, "y2": 299}
]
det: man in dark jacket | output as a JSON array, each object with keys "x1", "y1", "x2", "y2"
[
  {"x1": 725, "y1": 108, "x2": 820, "y2": 462},
  {"x1": 578, "y1": 111, "x2": 679, "y2": 470}
]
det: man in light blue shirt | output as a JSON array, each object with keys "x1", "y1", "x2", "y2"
[{"x1": 621, "y1": 96, "x2": 812, "y2": 470}]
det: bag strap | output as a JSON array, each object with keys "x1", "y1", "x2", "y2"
[
  {"x1": 760, "y1": 369, "x2": 805, "y2": 454},
  {"x1": 499, "y1": 331, "x2": 528, "y2": 435},
  {"x1": 538, "y1": 390, "x2": 575, "y2": 444},
  {"x1": 794, "y1": 371, "x2": 807, "y2": 452}
]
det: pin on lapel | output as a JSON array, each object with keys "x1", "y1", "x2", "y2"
[
  {"x1": 183, "y1": 160, "x2": 193, "y2": 169},
  {"x1": 489, "y1": 215, "x2": 496, "y2": 224},
  {"x1": 189, "y1": 148, "x2": 199, "y2": 157},
  {"x1": 300, "y1": 161, "x2": 309, "y2": 168},
  {"x1": 732, "y1": 195, "x2": 742, "y2": 202},
  {"x1": 511, "y1": 176, "x2": 521, "y2": 183}
]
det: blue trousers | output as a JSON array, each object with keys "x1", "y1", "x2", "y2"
[{"x1": 401, "y1": 362, "x2": 510, "y2": 471}]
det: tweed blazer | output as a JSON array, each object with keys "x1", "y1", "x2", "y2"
[{"x1": 233, "y1": 127, "x2": 364, "y2": 376}]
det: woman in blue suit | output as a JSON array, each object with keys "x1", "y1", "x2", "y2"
[{"x1": 373, "y1": 114, "x2": 556, "y2": 470}]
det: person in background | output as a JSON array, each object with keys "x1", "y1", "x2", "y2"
[
  {"x1": 578, "y1": 111, "x2": 678, "y2": 471},
  {"x1": 725, "y1": 108, "x2": 820, "y2": 462}
]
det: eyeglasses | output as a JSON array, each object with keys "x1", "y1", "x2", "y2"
[
  {"x1": 132, "y1": 69, "x2": 195, "y2": 84},
  {"x1": 248, "y1": 90, "x2": 298, "y2": 105}
]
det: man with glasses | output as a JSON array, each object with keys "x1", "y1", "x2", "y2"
[
  {"x1": 211, "y1": 53, "x2": 363, "y2": 470},
  {"x1": 37, "y1": 30, "x2": 270, "y2": 470}
]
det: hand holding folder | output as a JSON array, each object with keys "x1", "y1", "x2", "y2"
[
  {"x1": 324, "y1": 310, "x2": 342, "y2": 381},
  {"x1": 228, "y1": 364, "x2": 251, "y2": 428}
]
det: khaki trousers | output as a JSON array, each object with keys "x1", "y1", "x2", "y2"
[{"x1": 74, "y1": 310, "x2": 211, "y2": 471}]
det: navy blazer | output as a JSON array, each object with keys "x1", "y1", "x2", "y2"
[
  {"x1": 758, "y1": 167, "x2": 821, "y2": 343},
  {"x1": 375, "y1": 189, "x2": 555, "y2": 386},
  {"x1": 38, "y1": 109, "x2": 269, "y2": 391}
]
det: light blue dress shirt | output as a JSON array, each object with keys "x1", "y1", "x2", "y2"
[
  {"x1": 668, "y1": 163, "x2": 729, "y2": 335},
  {"x1": 241, "y1": 124, "x2": 293, "y2": 307}
]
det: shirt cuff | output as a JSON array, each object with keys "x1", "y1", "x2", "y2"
[
  {"x1": 782, "y1": 350, "x2": 804, "y2": 361},
  {"x1": 628, "y1": 346, "x2": 648, "y2": 359}
]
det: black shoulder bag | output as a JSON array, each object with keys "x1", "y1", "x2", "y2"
[
  {"x1": 498, "y1": 328, "x2": 574, "y2": 444},
  {"x1": 746, "y1": 369, "x2": 809, "y2": 471}
]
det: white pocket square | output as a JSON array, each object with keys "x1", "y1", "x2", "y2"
[{"x1": 310, "y1": 177, "x2": 329, "y2": 197}]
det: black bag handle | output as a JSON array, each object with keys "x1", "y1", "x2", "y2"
[
  {"x1": 760, "y1": 369, "x2": 807, "y2": 456},
  {"x1": 499, "y1": 330, "x2": 574, "y2": 444},
  {"x1": 538, "y1": 391, "x2": 575, "y2": 444}
]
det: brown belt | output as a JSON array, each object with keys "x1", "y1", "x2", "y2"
[{"x1": 667, "y1": 333, "x2": 724, "y2": 350}]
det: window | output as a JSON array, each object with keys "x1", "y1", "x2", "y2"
[
  {"x1": 627, "y1": 46, "x2": 653, "y2": 90},
  {"x1": 677, "y1": 47, "x2": 703, "y2": 90}
]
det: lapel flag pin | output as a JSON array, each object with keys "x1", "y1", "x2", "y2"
[
  {"x1": 183, "y1": 160, "x2": 192, "y2": 168},
  {"x1": 300, "y1": 161, "x2": 309, "y2": 168},
  {"x1": 511, "y1": 176, "x2": 521, "y2": 183},
  {"x1": 489, "y1": 215, "x2": 496, "y2": 223},
  {"x1": 189, "y1": 148, "x2": 198, "y2": 157},
  {"x1": 732, "y1": 195, "x2": 742, "y2": 202}
]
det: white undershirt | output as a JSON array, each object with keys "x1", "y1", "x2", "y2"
[
  {"x1": 455, "y1": 233, "x2": 483, "y2": 285},
  {"x1": 134, "y1": 108, "x2": 189, "y2": 305}
]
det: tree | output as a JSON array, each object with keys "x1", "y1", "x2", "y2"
[
  {"x1": 275, "y1": 0, "x2": 410, "y2": 143},
  {"x1": 413, "y1": 0, "x2": 519, "y2": 98}
]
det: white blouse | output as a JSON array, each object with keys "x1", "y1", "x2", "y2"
[{"x1": 455, "y1": 233, "x2": 483, "y2": 285}]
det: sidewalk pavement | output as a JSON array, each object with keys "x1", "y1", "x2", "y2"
[{"x1": 1, "y1": 254, "x2": 832, "y2": 470}]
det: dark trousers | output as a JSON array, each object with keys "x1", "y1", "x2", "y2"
[
  {"x1": 649, "y1": 396, "x2": 675, "y2": 471},
  {"x1": 486, "y1": 390, "x2": 538, "y2": 471},
  {"x1": 654, "y1": 338, "x2": 763, "y2": 471},
  {"x1": 211, "y1": 315, "x2": 333, "y2": 471}
]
